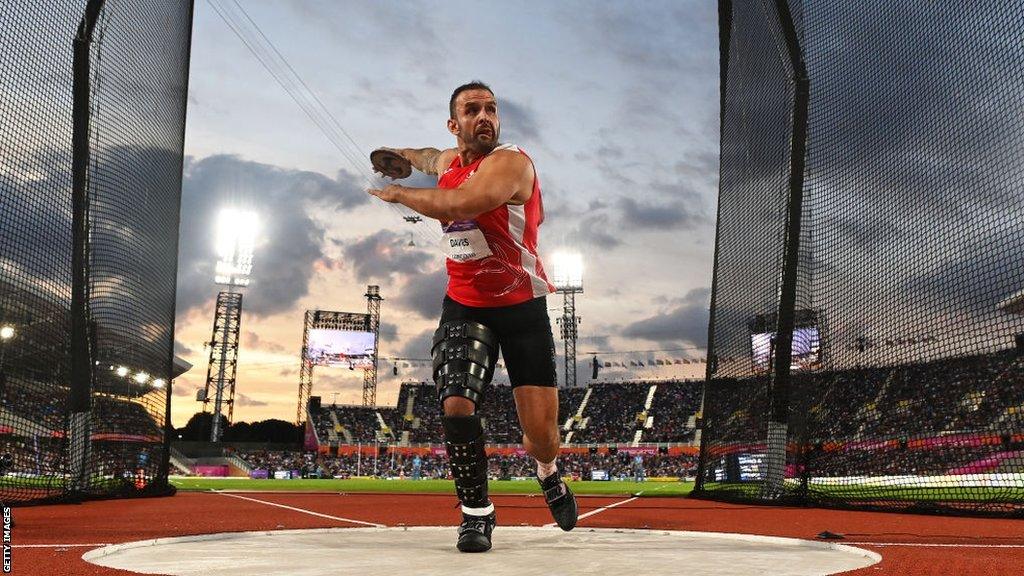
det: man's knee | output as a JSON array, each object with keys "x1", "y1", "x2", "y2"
[
  {"x1": 524, "y1": 426, "x2": 560, "y2": 450},
  {"x1": 443, "y1": 396, "x2": 476, "y2": 417}
]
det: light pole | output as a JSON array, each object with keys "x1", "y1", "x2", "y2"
[
  {"x1": 551, "y1": 252, "x2": 583, "y2": 388},
  {"x1": 204, "y1": 208, "x2": 258, "y2": 442}
]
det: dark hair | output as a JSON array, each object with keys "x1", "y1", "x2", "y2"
[{"x1": 449, "y1": 81, "x2": 493, "y2": 119}]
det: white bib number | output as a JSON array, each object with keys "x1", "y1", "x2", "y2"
[{"x1": 442, "y1": 226, "x2": 493, "y2": 262}]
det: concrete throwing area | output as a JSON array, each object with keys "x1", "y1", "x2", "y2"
[{"x1": 83, "y1": 526, "x2": 880, "y2": 576}]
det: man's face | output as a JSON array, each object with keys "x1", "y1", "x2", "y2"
[{"x1": 449, "y1": 89, "x2": 500, "y2": 154}]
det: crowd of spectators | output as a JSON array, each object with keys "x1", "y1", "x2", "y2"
[
  {"x1": 1, "y1": 381, "x2": 65, "y2": 429},
  {"x1": 701, "y1": 348, "x2": 1024, "y2": 479},
  {"x1": 312, "y1": 405, "x2": 390, "y2": 443},
  {"x1": 235, "y1": 448, "x2": 698, "y2": 480},
  {"x1": 310, "y1": 381, "x2": 696, "y2": 446},
  {"x1": 571, "y1": 383, "x2": 648, "y2": 443},
  {"x1": 93, "y1": 395, "x2": 162, "y2": 435},
  {"x1": 643, "y1": 381, "x2": 702, "y2": 443},
  {"x1": 1, "y1": 381, "x2": 161, "y2": 438},
  {"x1": 382, "y1": 383, "x2": 587, "y2": 445}
]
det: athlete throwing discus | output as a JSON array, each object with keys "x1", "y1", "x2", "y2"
[{"x1": 367, "y1": 81, "x2": 577, "y2": 552}]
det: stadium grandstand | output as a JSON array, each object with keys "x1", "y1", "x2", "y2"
[
  {"x1": 166, "y1": 379, "x2": 705, "y2": 482},
  {"x1": 305, "y1": 379, "x2": 702, "y2": 448}
]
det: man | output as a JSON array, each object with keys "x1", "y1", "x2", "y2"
[
  {"x1": 633, "y1": 453, "x2": 646, "y2": 483},
  {"x1": 368, "y1": 81, "x2": 577, "y2": 553},
  {"x1": 411, "y1": 454, "x2": 422, "y2": 481}
]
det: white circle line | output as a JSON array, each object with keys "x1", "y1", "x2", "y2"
[{"x1": 81, "y1": 526, "x2": 881, "y2": 566}]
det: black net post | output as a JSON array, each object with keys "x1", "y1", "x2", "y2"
[
  {"x1": 763, "y1": 0, "x2": 809, "y2": 499},
  {"x1": 68, "y1": 0, "x2": 106, "y2": 497},
  {"x1": 694, "y1": 0, "x2": 734, "y2": 493}
]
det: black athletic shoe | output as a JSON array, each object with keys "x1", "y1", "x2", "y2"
[
  {"x1": 457, "y1": 511, "x2": 496, "y2": 553},
  {"x1": 538, "y1": 469, "x2": 577, "y2": 531}
]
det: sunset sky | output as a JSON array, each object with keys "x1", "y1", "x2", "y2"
[{"x1": 171, "y1": 0, "x2": 719, "y2": 427}]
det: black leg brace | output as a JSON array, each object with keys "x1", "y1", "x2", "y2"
[{"x1": 443, "y1": 415, "x2": 489, "y2": 509}]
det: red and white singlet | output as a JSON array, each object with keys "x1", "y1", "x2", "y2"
[{"x1": 438, "y1": 143, "x2": 555, "y2": 307}]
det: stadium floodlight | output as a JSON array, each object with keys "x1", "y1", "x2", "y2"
[
  {"x1": 214, "y1": 208, "x2": 258, "y2": 286},
  {"x1": 152, "y1": 378, "x2": 166, "y2": 389},
  {"x1": 551, "y1": 251, "x2": 584, "y2": 291},
  {"x1": 0, "y1": 326, "x2": 13, "y2": 341},
  {"x1": 133, "y1": 372, "x2": 150, "y2": 384},
  {"x1": 116, "y1": 366, "x2": 129, "y2": 378}
]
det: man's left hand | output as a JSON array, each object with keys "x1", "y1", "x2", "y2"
[{"x1": 367, "y1": 184, "x2": 404, "y2": 203}]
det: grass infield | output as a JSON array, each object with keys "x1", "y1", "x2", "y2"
[{"x1": 169, "y1": 477, "x2": 695, "y2": 497}]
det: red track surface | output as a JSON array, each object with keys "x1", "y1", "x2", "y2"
[{"x1": 12, "y1": 492, "x2": 1024, "y2": 575}]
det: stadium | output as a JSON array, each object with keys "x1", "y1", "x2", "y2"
[{"x1": 1, "y1": 1, "x2": 1022, "y2": 575}]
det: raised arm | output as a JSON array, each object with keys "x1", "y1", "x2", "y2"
[
  {"x1": 367, "y1": 150, "x2": 533, "y2": 221},
  {"x1": 387, "y1": 147, "x2": 458, "y2": 176}
]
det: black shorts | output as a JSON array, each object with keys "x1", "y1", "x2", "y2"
[{"x1": 439, "y1": 295, "x2": 557, "y2": 388}]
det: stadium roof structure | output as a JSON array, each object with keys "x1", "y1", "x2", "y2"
[
  {"x1": 996, "y1": 288, "x2": 1024, "y2": 315},
  {"x1": 172, "y1": 356, "x2": 192, "y2": 379}
]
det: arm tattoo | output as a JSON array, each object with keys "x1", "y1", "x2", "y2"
[{"x1": 407, "y1": 148, "x2": 442, "y2": 175}]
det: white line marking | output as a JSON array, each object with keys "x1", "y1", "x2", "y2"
[
  {"x1": 13, "y1": 544, "x2": 111, "y2": 548},
  {"x1": 634, "y1": 484, "x2": 673, "y2": 496},
  {"x1": 543, "y1": 496, "x2": 638, "y2": 528},
  {"x1": 846, "y1": 542, "x2": 1024, "y2": 549},
  {"x1": 210, "y1": 490, "x2": 385, "y2": 528}
]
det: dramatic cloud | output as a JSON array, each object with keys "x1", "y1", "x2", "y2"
[
  {"x1": 622, "y1": 287, "x2": 710, "y2": 346},
  {"x1": 244, "y1": 331, "x2": 288, "y2": 354},
  {"x1": 339, "y1": 230, "x2": 433, "y2": 282},
  {"x1": 618, "y1": 197, "x2": 705, "y2": 231},
  {"x1": 566, "y1": 213, "x2": 622, "y2": 250},
  {"x1": 499, "y1": 99, "x2": 542, "y2": 146},
  {"x1": 576, "y1": 1, "x2": 716, "y2": 74},
  {"x1": 176, "y1": 154, "x2": 367, "y2": 317},
  {"x1": 394, "y1": 268, "x2": 447, "y2": 320},
  {"x1": 400, "y1": 327, "x2": 435, "y2": 360},
  {"x1": 379, "y1": 322, "x2": 399, "y2": 343},
  {"x1": 174, "y1": 340, "x2": 194, "y2": 356}
]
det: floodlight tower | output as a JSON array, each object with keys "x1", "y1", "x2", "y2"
[
  {"x1": 363, "y1": 285, "x2": 383, "y2": 406},
  {"x1": 202, "y1": 209, "x2": 257, "y2": 442},
  {"x1": 552, "y1": 252, "x2": 583, "y2": 388}
]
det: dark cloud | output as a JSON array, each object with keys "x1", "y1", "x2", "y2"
[
  {"x1": 566, "y1": 213, "x2": 622, "y2": 250},
  {"x1": 618, "y1": 197, "x2": 705, "y2": 231},
  {"x1": 244, "y1": 331, "x2": 287, "y2": 354},
  {"x1": 394, "y1": 268, "x2": 447, "y2": 320},
  {"x1": 581, "y1": 2, "x2": 717, "y2": 74},
  {"x1": 499, "y1": 99, "x2": 542, "y2": 146},
  {"x1": 622, "y1": 287, "x2": 710, "y2": 346},
  {"x1": 400, "y1": 327, "x2": 435, "y2": 360},
  {"x1": 378, "y1": 322, "x2": 398, "y2": 344},
  {"x1": 340, "y1": 230, "x2": 433, "y2": 282},
  {"x1": 174, "y1": 340, "x2": 194, "y2": 357},
  {"x1": 176, "y1": 154, "x2": 367, "y2": 317},
  {"x1": 673, "y1": 149, "x2": 718, "y2": 178}
]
